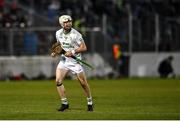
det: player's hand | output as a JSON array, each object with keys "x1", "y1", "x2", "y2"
[
  {"x1": 51, "y1": 52, "x2": 56, "y2": 57},
  {"x1": 65, "y1": 51, "x2": 73, "y2": 57}
]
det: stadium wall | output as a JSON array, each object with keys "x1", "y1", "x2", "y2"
[
  {"x1": 0, "y1": 56, "x2": 57, "y2": 80},
  {"x1": 130, "y1": 53, "x2": 180, "y2": 77},
  {"x1": 1, "y1": 53, "x2": 179, "y2": 80},
  {"x1": 0, "y1": 53, "x2": 112, "y2": 80}
]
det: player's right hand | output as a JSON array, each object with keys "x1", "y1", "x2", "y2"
[
  {"x1": 65, "y1": 51, "x2": 73, "y2": 57},
  {"x1": 51, "y1": 52, "x2": 56, "y2": 57}
]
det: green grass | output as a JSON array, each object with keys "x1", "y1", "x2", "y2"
[{"x1": 0, "y1": 78, "x2": 179, "y2": 120}]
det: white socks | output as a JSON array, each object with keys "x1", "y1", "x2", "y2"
[
  {"x1": 87, "y1": 97, "x2": 93, "y2": 105},
  {"x1": 61, "y1": 97, "x2": 93, "y2": 105},
  {"x1": 61, "y1": 98, "x2": 68, "y2": 105}
]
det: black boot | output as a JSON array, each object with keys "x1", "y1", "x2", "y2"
[
  {"x1": 87, "y1": 104, "x2": 93, "y2": 111},
  {"x1": 58, "y1": 104, "x2": 69, "y2": 111}
]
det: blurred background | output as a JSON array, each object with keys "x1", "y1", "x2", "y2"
[{"x1": 0, "y1": 0, "x2": 180, "y2": 80}]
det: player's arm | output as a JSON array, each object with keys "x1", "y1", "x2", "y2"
[
  {"x1": 75, "y1": 41, "x2": 87, "y2": 53},
  {"x1": 51, "y1": 32, "x2": 61, "y2": 57},
  {"x1": 65, "y1": 41, "x2": 87, "y2": 57}
]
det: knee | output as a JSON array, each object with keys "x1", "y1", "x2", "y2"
[{"x1": 56, "y1": 78, "x2": 63, "y2": 87}]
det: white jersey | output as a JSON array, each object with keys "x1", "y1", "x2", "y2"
[{"x1": 56, "y1": 28, "x2": 84, "y2": 63}]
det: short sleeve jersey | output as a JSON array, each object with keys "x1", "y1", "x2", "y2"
[{"x1": 56, "y1": 28, "x2": 84, "y2": 61}]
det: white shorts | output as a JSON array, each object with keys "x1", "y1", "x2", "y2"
[{"x1": 57, "y1": 60, "x2": 84, "y2": 74}]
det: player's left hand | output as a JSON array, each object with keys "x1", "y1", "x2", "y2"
[
  {"x1": 65, "y1": 51, "x2": 73, "y2": 57},
  {"x1": 51, "y1": 52, "x2": 57, "y2": 58}
]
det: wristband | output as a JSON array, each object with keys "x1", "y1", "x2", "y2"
[{"x1": 71, "y1": 50, "x2": 75, "y2": 55}]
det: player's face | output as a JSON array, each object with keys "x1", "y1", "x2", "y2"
[{"x1": 63, "y1": 20, "x2": 72, "y2": 30}]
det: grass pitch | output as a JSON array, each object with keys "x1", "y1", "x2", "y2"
[{"x1": 0, "y1": 78, "x2": 179, "y2": 120}]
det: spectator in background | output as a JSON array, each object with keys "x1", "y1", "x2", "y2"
[
  {"x1": 158, "y1": 55, "x2": 175, "y2": 78},
  {"x1": 14, "y1": 31, "x2": 24, "y2": 56},
  {"x1": 47, "y1": 0, "x2": 60, "y2": 22},
  {"x1": 23, "y1": 30, "x2": 38, "y2": 55},
  {"x1": 0, "y1": 0, "x2": 4, "y2": 11},
  {"x1": 0, "y1": 10, "x2": 3, "y2": 27},
  {"x1": 9, "y1": 0, "x2": 19, "y2": 27},
  {"x1": 74, "y1": 16, "x2": 86, "y2": 36}
]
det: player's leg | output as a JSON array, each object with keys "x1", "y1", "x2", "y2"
[
  {"x1": 76, "y1": 71, "x2": 93, "y2": 111},
  {"x1": 56, "y1": 67, "x2": 69, "y2": 111}
]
